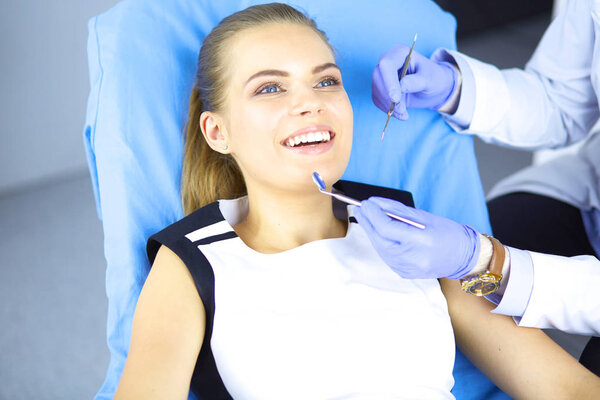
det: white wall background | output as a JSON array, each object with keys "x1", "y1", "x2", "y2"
[{"x1": 0, "y1": 0, "x2": 120, "y2": 195}]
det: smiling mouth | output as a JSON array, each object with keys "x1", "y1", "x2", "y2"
[{"x1": 282, "y1": 131, "x2": 334, "y2": 147}]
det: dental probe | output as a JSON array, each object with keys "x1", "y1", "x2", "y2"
[
  {"x1": 381, "y1": 33, "x2": 418, "y2": 141},
  {"x1": 311, "y1": 172, "x2": 426, "y2": 230}
]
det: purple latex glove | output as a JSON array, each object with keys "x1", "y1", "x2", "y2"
[
  {"x1": 354, "y1": 197, "x2": 480, "y2": 280},
  {"x1": 372, "y1": 43, "x2": 459, "y2": 120}
]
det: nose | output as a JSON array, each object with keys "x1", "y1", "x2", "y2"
[{"x1": 289, "y1": 85, "x2": 325, "y2": 116}]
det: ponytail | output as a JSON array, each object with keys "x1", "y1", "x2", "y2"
[{"x1": 181, "y1": 87, "x2": 246, "y2": 215}]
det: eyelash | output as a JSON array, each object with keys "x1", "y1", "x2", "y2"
[
  {"x1": 255, "y1": 82, "x2": 283, "y2": 95},
  {"x1": 316, "y1": 76, "x2": 340, "y2": 88},
  {"x1": 254, "y1": 76, "x2": 341, "y2": 95}
]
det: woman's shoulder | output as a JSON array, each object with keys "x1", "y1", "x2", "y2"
[
  {"x1": 147, "y1": 201, "x2": 225, "y2": 264},
  {"x1": 154, "y1": 201, "x2": 227, "y2": 241}
]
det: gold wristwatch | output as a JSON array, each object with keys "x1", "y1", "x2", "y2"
[{"x1": 460, "y1": 234, "x2": 505, "y2": 296}]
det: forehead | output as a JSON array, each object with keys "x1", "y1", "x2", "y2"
[{"x1": 227, "y1": 22, "x2": 336, "y2": 82}]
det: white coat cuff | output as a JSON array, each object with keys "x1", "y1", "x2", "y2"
[
  {"x1": 436, "y1": 50, "x2": 511, "y2": 138},
  {"x1": 517, "y1": 252, "x2": 600, "y2": 335},
  {"x1": 431, "y1": 49, "x2": 475, "y2": 130},
  {"x1": 489, "y1": 247, "x2": 533, "y2": 319}
]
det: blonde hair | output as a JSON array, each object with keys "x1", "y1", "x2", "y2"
[{"x1": 181, "y1": 3, "x2": 333, "y2": 214}]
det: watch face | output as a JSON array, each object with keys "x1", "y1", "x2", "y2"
[
  {"x1": 469, "y1": 281, "x2": 499, "y2": 296},
  {"x1": 461, "y1": 273, "x2": 501, "y2": 296}
]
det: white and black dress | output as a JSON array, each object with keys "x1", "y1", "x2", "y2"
[{"x1": 147, "y1": 181, "x2": 456, "y2": 399}]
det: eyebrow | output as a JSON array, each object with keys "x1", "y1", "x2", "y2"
[
  {"x1": 244, "y1": 62, "x2": 341, "y2": 86},
  {"x1": 312, "y1": 62, "x2": 340, "y2": 74}
]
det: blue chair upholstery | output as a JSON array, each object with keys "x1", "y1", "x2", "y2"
[{"x1": 84, "y1": 1, "x2": 502, "y2": 398}]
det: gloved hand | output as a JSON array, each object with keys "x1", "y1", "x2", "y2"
[
  {"x1": 353, "y1": 197, "x2": 480, "y2": 279},
  {"x1": 372, "y1": 43, "x2": 459, "y2": 120}
]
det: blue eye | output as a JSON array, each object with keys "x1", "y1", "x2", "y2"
[
  {"x1": 316, "y1": 77, "x2": 339, "y2": 88},
  {"x1": 258, "y1": 84, "x2": 281, "y2": 94}
]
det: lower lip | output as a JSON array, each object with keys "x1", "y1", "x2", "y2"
[{"x1": 282, "y1": 137, "x2": 335, "y2": 155}]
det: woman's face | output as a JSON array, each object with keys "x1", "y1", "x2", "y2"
[{"x1": 217, "y1": 22, "x2": 353, "y2": 194}]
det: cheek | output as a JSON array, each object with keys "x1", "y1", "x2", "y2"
[
  {"x1": 332, "y1": 94, "x2": 353, "y2": 139},
  {"x1": 331, "y1": 91, "x2": 353, "y2": 118},
  {"x1": 234, "y1": 101, "x2": 283, "y2": 140},
  {"x1": 339, "y1": 97, "x2": 354, "y2": 160},
  {"x1": 227, "y1": 102, "x2": 284, "y2": 172},
  {"x1": 343, "y1": 98, "x2": 354, "y2": 131},
  {"x1": 228, "y1": 106, "x2": 266, "y2": 150}
]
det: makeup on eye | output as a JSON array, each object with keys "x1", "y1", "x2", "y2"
[
  {"x1": 315, "y1": 76, "x2": 341, "y2": 88},
  {"x1": 255, "y1": 82, "x2": 284, "y2": 95},
  {"x1": 253, "y1": 75, "x2": 341, "y2": 96},
  {"x1": 247, "y1": 62, "x2": 342, "y2": 93}
]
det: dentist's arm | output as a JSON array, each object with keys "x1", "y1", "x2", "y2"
[
  {"x1": 354, "y1": 196, "x2": 600, "y2": 335},
  {"x1": 374, "y1": 1, "x2": 598, "y2": 149}
]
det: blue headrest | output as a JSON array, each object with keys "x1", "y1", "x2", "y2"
[{"x1": 84, "y1": 1, "x2": 498, "y2": 398}]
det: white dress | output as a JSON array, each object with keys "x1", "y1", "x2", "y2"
[{"x1": 149, "y1": 197, "x2": 456, "y2": 399}]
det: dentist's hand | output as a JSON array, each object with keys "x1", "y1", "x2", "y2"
[
  {"x1": 372, "y1": 44, "x2": 459, "y2": 120},
  {"x1": 354, "y1": 197, "x2": 480, "y2": 279}
]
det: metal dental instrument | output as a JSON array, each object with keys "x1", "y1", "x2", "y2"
[
  {"x1": 381, "y1": 33, "x2": 418, "y2": 141},
  {"x1": 311, "y1": 172, "x2": 426, "y2": 229}
]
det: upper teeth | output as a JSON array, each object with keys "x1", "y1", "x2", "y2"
[{"x1": 286, "y1": 131, "x2": 331, "y2": 147}]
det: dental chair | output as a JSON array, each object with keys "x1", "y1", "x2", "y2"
[{"x1": 84, "y1": 1, "x2": 502, "y2": 399}]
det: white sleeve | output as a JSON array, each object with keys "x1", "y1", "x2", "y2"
[
  {"x1": 437, "y1": 0, "x2": 599, "y2": 150},
  {"x1": 489, "y1": 247, "x2": 534, "y2": 319},
  {"x1": 516, "y1": 252, "x2": 600, "y2": 336}
]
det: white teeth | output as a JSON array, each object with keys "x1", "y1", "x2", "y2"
[{"x1": 285, "y1": 131, "x2": 333, "y2": 147}]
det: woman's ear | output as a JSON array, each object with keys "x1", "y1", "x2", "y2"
[{"x1": 200, "y1": 111, "x2": 231, "y2": 154}]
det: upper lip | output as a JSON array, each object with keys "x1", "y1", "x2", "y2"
[{"x1": 280, "y1": 124, "x2": 335, "y2": 145}]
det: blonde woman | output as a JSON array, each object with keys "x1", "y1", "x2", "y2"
[{"x1": 115, "y1": 3, "x2": 600, "y2": 399}]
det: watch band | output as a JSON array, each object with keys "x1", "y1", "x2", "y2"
[
  {"x1": 482, "y1": 234, "x2": 505, "y2": 277},
  {"x1": 459, "y1": 234, "x2": 507, "y2": 296}
]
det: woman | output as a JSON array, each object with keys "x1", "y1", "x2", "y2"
[{"x1": 115, "y1": 3, "x2": 600, "y2": 399}]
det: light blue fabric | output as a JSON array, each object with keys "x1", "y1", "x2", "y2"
[{"x1": 84, "y1": 1, "x2": 501, "y2": 399}]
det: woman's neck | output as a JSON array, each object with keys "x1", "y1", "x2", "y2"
[{"x1": 233, "y1": 187, "x2": 347, "y2": 253}]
